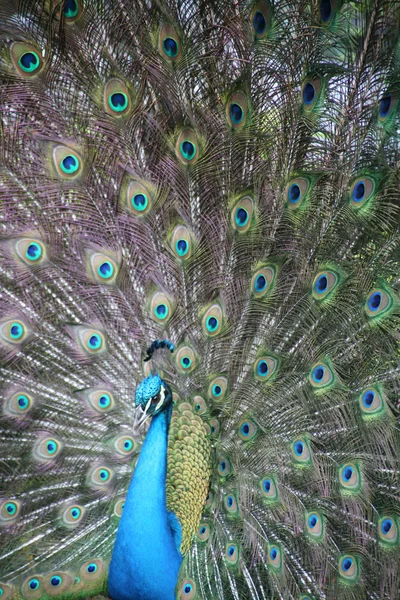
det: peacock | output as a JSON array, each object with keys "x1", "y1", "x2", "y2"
[{"x1": 0, "y1": 0, "x2": 400, "y2": 598}]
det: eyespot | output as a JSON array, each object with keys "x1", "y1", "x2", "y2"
[
  {"x1": 309, "y1": 362, "x2": 335, "y2": 390},
  {"x1": 52, "y1": 146, "x2": 83, "y2": 179},
  {"x1": 63, "y1": 0, "x2": 82, "y2": 21},
  {"x1": 0, "y1": 500, "x2": 21, "y2": 523},
  {"x1": 378, "y1": 92, "x2": 399, "y2": 125},
  {"x1": 193, "y1": 395, "x2": 207, "y2": 414},
  {"x1": 260, "y1": 474, "x2": 279, "y2": 502},
  {"x1": 79, "y1": 559, "x2": 105, "y2": 581},
  {"x1": 126, "y1": 180, "x2": 152, "y2": 216},
  {"x1": 359, "y1": 386, "x2": 385, "y2": 417},
  {"x1": 159, "y1": 24, "x2": 181, "y2": 62},
  {"x1": 170, "y1": 224, "x2": 193, "y2": 261},
  {"x1": 88, "y1": 252, "x2": 118, "y2": 284},
  {"x1": 320, "y1": 0, "x2": 336, "y2": 25},
  {"x1": 208, "y1": 377, "x2": 228, "y2": 402},
  {"x1": 11, "y1": 42, "x2": 43, "y2": 77},
  {"x1": 197, "y1": 522, "x2": 211, "y2": 541},
  {"x1": 339, "y1": 462, "x2": 362, "y2": 493},
  {"x1": 174, "y1": 346, "x2": 195, "y2": 374},
  {"x1": 238, "y1": 419, "x2": 258, "y2": 441},
  {"x1": 150, "y1": 291, "x2": 174, "y2": 324},
  {"x1": 113, "y1": 498, "x2": 125, "y2": 517},
  {"x1": 14, "y1": 238, "x2": 47, "y2": 266},
  {"x1": 178, "y1": 579, "x2": 196, "y2": 599},
  {"x1": 43, "y1": 572, "x2": 72, "y2": 596},
  {"x1": 226, "y1": 91, "x2": 248, "y2": 129},
  {"x1": 62, "y1": 504, "x2": 85, "y2": 527},
  {"x1": 301, "y1": 78, "x2": 322, "y2": 111},
  {"x1": 5, "y1": 391, "x2": 34, "y2": 416},
  {"x1": 224, "y1": 493, "x2": 239, "y2": 515},
  {"x1": 378, "y1": 516, "x2": 398, "y2": 545},
  {"x1": 104, "y1": 79, "x2": 131, "y2": 117},
  {"x1": 225, "y1": 542, "x2": 239, "y2": 566},
  {"x1": 218, "y1": 457, "x2": 232, "y2": 477},
  {"x1": 176, "y1": 129, "x2": 199, "y2": 165},
  {"x1": 250, "y1": 265, "x2": 276, "y2": 298},
  {"x1": 231, "y1": 196, "x2": 254, "y2": 233},
  {"x1": 267, "y1": 544, "x2": 282, "y2": 570},
  {"x1": 88, "y1": 466, "x2": 114, "y2": 488},
  {"x1": 0, "y1": 583, "x2": 15, "y2": 600},
  {"x1": 305, "y1": 511, "x2": 324, "y2": 541},
  {"x1": 291, "y1": 437, "x2": 312, "y2": 465},
  {"x1": 209, "y1": 418, "x2": 220, "y2": 436},
  {"x1": 34, "y1": 437, "x2": 62, "y2": 461},
  {"x1": 312, "y1": 270, "x2": 339, "y2": 300},
  {"x1": 114, "y1": 435, "x2": 136, "y2": 456},
  {"x1": 365, "y1": 288, "x2": 393, "y2": 319},
  {"x1": 338, "y1": 555, "x2": 359, "y2": 582},
  {"x1": 349, "y1": 176, "x2": 376, "y2": 209},
  {"x1": 86, "y1": 390, "x2": 115, "y2": 414},
  {"x1": 285, "y1": 177, "x2": 311, "y2": 209},
  {"x1": 22, "y1": 576, "x2": 43, "y2": 599},
  {"x1": 0, "y1": 319, "x2": 29, "y2": 345},
  {"x1": 201, "y1": 304, "x2": 223, "y2": 337},
  {"x1": 254, "y1": 356, "x2": 279, "y2": 382},
  {"x1": 251, "y1": 1, "x2": 272, "y2": 39},
  {"x1": 77, "y1": 328, "x2": 106, "y2": 355},
  {"x1": 205, "y1": 490, "x2": 214, "y2": 507}
]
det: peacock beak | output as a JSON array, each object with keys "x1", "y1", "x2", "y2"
[{"x1": 133, "y1": 399, "x2": 153, "y2": 430}]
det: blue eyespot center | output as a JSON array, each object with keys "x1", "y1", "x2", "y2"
[
  {"x1": 155, "y1": 303, "x2": 168, "y2": 318},
  {"x1": 270, "y1": 547, "x2": 278, "y2": 560},
  {"x1": 253, "y1": 11, "x2": 266, "y2": 35},
  {"x1": 342, "y1": 558, "x2": 353, "y2": 571},
  {"x1": 362, "y1": 390, "x2": 374, "y2": 407},
  {"x1": 368, "y1": 292, "x2": 381, "y2": 311},
  {"x1": 18, "y1": 395, "x2": 29, "y2": 409},
  {"x1": 288, "y1": 183, "x2": 301, "y2": 203},
  {"x1": 131, "y1": 193, "x2": 148, "y2": 211},
  {"x1": 6, "y1": 502, "x2": 16, "y2": 514},
  {"x1": 100, "y1": 469, "x2": 108, "y2": 480},
  {"x1": 382, "y1": 518, "x2": 393, "y2": 533},
  {"x1": 98, "y1": 261, "x2": 114, "y2": 279},
  {"x1": 228, "y1": 545, "x2": 236, "y2": 556},
  {"x1": 61, "y1": 155, "x2": 79, "y2": 174},
  {"x1": 99, "y1": 394, "x2": 110, "y2": 407},
  {"x1": 235, "y1": 207, "x2": 248, "y2": 226},
  {"x1": 206, "y1": 316, "x2": 218, "y2": 331},
  {"x1": 320, "y1": 0, "x2": 332, "y2": 21},
  {"x1": 200, "y1": 526, "x2": 206, "y2": 534},
  {"x1": 229, "y1": 103, "x2": 244, "y2": 125},
  {"x1": 50, "y1": 576, "x2": 62, "y2": 587},
  {"x1": 213, "y1": 384, "x2": 222, "y2": 396},
  {"x1": 47, "y1": 441, "x2": 56, "y2": 454},
  {"x1": 315, "y1": 274, "x2": 328, "y2": 293},
  {"x1": 19, "y1": 52, "x2": 40, "y2": 72},
  {"x1": 71, "y1": 508, "x2": 80, "y2": 519},
  {"x1": 163, "y1": 37, "x2": 178, "y2": 57},
  {"x1": 87, "y1": 563, "x2": 97, "y2": 573},
  {"x1": 380, "y1": 96, "x2": 391, "y2": 118},
  {"x1": 29, "y1": 580, "x2": 39, "y2": 590},
  {"x1": 241, "y1": 423, "x2": 250, "y2": 436},
  {"x1": 303, "y1": 82, "x2": 315, "y2": 105},
  {"x1": 255, "y1": 274, "x2": 267, "y2": 292},
  {"x1": 88, "y1": 334, "x2": 101, "y2": 349},
  {"x1": 184, "y1": 583, "x2": 192, "y2": 594},
  {"x1": 181, "y1": 356, "x2": 191, "y2": 368},
  {"x1": 263, "y1": 479, "x2": 271, "y2": 492},
  {"x1": 227, "y1": 496, "x2": 234, "y2": 507},
  {"x1": 10, "y1": 323, "x2": 23, "y2": 339},
  {"x1": 294, "y1": 441, "x2": 304, "y2": 455},
  {"x1": 313, "y1": 366, "x2": 324, "y2": 382},
  {"x1": 343, "y1": 466, "x2": 353, "y2": 481},
  {"x1": 176, "y1": 239, "x2": 188, "y2": 256},
  {"x1": 26, "y1": 242, "x2": 42, "y2": 261},
  {"x1": 257, "y1": 360, "x2": 269, "y2": 375},
  {"x1": 64, "y1": 0, "x2": 79, "y2": 17},
  {"x1": 124, "y1": 440, "x2": 132, "y2": 450},
  {"x1": 308, "y1": 514, "x2": 318, "y2": 528},
  {"x1": 110, "y1": 92, "x2": 128, "y2": 111},
  {"x1": 180, "y1": 141, "x2": 196, "y2": 160},
  {"x1": 353, "y1": 181, "x2": 365, "y2": 202},
  {"x1": 196, "y1": 403, "x2": 201, "y2": 410},
  {"x1": 220, "y1": 461, "x2": 226, "y2": 471}
]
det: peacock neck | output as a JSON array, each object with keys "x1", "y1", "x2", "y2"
[{"x1": 108, "y1": 403, "x2": 182, "y2": 600}]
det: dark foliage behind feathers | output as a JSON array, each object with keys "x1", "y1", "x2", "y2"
[{"x1": 0, "y1": 0, "x2": 400, "y2": 599}]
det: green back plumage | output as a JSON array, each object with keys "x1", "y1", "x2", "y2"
[{"x1": 0, "y1": 0, "x2": 400, "y2": 599}]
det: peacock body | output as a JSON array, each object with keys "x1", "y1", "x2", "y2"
[{"x1": 0, "y1": 1, "x2": 400, "y2": 599}]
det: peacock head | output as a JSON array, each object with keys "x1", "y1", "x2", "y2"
[{"x1": 134, "y1": 374, "x2": 172, "y2": 427}]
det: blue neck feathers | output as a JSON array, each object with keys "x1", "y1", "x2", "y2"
[{"x1": 108, "y1": 403, "x2": 182, "y2": 600}]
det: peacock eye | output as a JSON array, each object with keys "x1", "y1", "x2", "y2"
[{"x1": 151, "y1": 394, "x2": 160, "y2": 405}]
